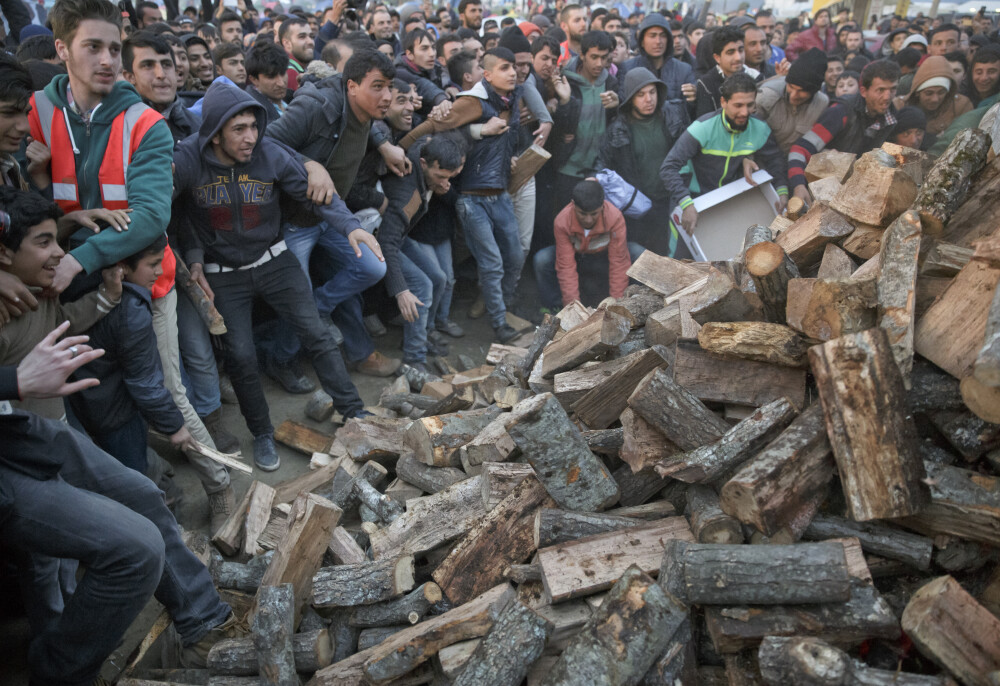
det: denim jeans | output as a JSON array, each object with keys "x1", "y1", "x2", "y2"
[
  {"x1": 273, "y1": 220, "x2": 385, "y2": 364},
  {"x1": 454, "y1": 193, "x2": 524, "y2": 330},
  {"x1": 511, "y1": 177, "x2": 536, "y2": 255},
  {"x1": 406, "y1": 238, "x2": 454, "y2": 327},
  {"x1": 396, "y1": 238, "x2": 447, "y2": 363},
  {"x1": 533, "y1": 242, "x2": 646, "y2": 310},
  {"x1": 175, "y1": 285, "x2": 222, "y2": 417},
  {"x1": 207, "y1": 251, "x2": 364, "y2": 437},
  {"x1": 0, "y1": 411, "x2": 231, "y2": 686},
  {"x1": 93, "y1": 412, "x2": 149, "y2": 474}
]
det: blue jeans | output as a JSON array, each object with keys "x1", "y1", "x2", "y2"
[
  {"x1": 533, "y1": 242, "x2": 646, "y2": 310},
  {"x1": 396, "y1": 238, "x2": 447, "y2": 363},
  {"x1": 454, "y1": 193, "x2": 524, "y2": 330},
  {"x1": 0, "y1": 411, "x2": 231, "y2": 686},
  {"x1": 176, "y1": 286, "x2": 222, "y2": 417},
  {"x1": 273, "y1": 220, "x2": 384, "y2": 364},
  {"x1": 407, "y1": 238, "x2": 454, "y2": 327}
]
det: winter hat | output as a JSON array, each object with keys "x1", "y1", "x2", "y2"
[
  {"x1": 621, "y1": 66, "x2": 666, "y2": 109},
  {"x1": 786, "y1": 48, "x2": 828, "y2": 94},
  {"x1": 901, "y1": 34, "x2": 928, "y2": 50},
  {"x1": 895, "y1": 105, "x2": 927, "y2": 131},
  {"x1": 19, "y1": 24, "x2": 52, "y2": 41},
  {"x1": 728, "y1": 15, "x2": 755, "y2": 29},
  {"x1": 518, "y1": 21, "x2": 541, "y2": 38},
  {"x1": 917, "y1": 75, "x2": 953, "y2": 91},
  {"x1": 499, "y1": 25, "x2": 531, "y2": 54}
]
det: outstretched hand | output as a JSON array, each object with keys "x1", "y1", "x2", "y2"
[
  {"x1": 16, "y1": 321, "x2": 105, "y2": 399},
  {"x1": 348, "y1": 228, "x2": 384, "y2": 261}
]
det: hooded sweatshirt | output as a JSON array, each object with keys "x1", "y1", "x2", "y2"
[
  {"x1": 172, "y1": 81, "x2": 360, "y2": 269},
  {"x1": 559, "y1": 56, "x2": 613, "y2": 178},
  {"x1": 894, "y1": 55, "x2": 973, "y2": 135}
]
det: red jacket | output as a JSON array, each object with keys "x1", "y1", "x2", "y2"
[
  {"x1": 786, "y1": 26, "x2": 837, "y2": 61},
  {"x1": 553, "y1": 200, "x2": 631, "y2": 305}
]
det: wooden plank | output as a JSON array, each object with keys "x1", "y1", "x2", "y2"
[
  {"x1": 274, "y1": 420, "x2": 334, "y2": 455},
  {"x1": 626, "y1": 251, "x2": 706, "y2": 297}
]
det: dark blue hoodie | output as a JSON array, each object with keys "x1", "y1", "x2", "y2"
[{"x1": 172, "y1": 81, "x2": 360, "y2": 269}]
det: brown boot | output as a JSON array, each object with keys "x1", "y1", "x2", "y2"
[
  {"x1": 351, "y1": 351, "x2": 401, "y2": 377},
  {"x1": 202, "y1": 407, "x2": 241, "y2": 454},
  {"x1": 180, "y1": 612, "x2": 245, "y2": 668},
  {"x1": 208, "y1": 485, "x2": 236, "y2": 537}
]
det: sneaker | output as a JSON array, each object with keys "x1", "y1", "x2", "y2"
[
  {"x1": 436, "y1": 320, "x2": 465, "y2": 338},
  {"x1": 351, "y1": 351, "x2": 402, "y2": 377},
  {"x1": 364, "y1": 314, "x2": 388, "y2": 337},
  {"x1": 345, "y1": 409, "x2": 375, "y2": 420},
  {"x1": 180, "y1": 612, "x2": 245, "y2": 668},
  {"x1": 468, "y1": 296, "x2": 485, "y2": 319},
  {"x1": 263, "y1": 357, "x2": 316, "y2": 394},
  {"x1": 219, "y1": 374, "x2": 238, "y2": 405},
  {"x1": 208, "y1": 485, "x2": 236, "y2": 536},
  {"x1": 202, "y1": 408, "x2": 241, "y2": 454},
  {"x1": 426, "y1": 337, "x2": 450, "y2": 358},
  {"x1": 252, "y1": 434, "x2": 280, "y2": 472},
  {"x1": 494, "y1": 324, "x2": 520, "y2": 344}
]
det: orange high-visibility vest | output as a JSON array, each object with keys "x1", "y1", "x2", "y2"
[{"x1": 29, "y1": 91, "x2": 176, "y2": 299}]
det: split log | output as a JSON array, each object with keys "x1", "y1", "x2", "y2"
[
  {"x1": 841, "y1": 225, "x2": 884, "y2": 261},
  {"x1": 349, "y1": 583, "x2": 442, "y2": 628},
  {"x1": 921, "y1": 240, "x2": 974, "y2": 277},
  {"x1": 913, "y1": 127, "x2": 991, "y2": 235},
  {"x1": 645, "y1": 303, "x2": 684, "y2": 348},
  {"x1": 719, "y1": 404, "x2": 835, "y2": 536},
  {"x1": 627, "y1": 368, "x2": 730, "y2": 451},
  {"x1": 480, "y1": 353, "x2": 521, "y2": 400},
  {"x1": 817, "y1": 243, "x2": 856, "y2": 279},
  {"x1": 432, "y1": 476, "x2": 554, "y2": 605},
  {"x1": 461, "y1": 399, "x2": 537, "y2": 469},
  {"x1": 328, "y1": 526, "x2": 366, "y2": 565},
  {"x1": 304, "y1": 390, "x2": 334, "y2": 423},
  {"x1": 312, "y1": 556, "x2": 415, "y2": 608},
  {"x1": 555, "y1": 301, "x2": 594, "y2": 331},
  {"x1": 356, "y1": 626, "x2": 408, "y2": 651},
  {"x1": 626, "y1": 251, "x2": 706, "y2": 297},
  {"x1": 746, "y1": 241, "x2": 800, "y2": 324},
  {"x1": 571, "y1": 345, "x2": 672, "y2": 429},
  {"x1": 494, "y1": 386, "x2": 531, "y2": 408},
  {"x1": 785, "y1": 195, "x2": 806, "y2": 220},
  {"x1": 620, "y1": 407, "x2": 679, "y2": 473},
  {"x1": 808, "y1": 176, "x2": 842, "y2": 206},
  {"x1": 452, "y1": 601, "x2": 553, "y2": 686},
  {"x1": 418, "y1": 384, "x2": 475, "y2": 416},
  {"x1": 801, "y1": 513, "x2": 933, "y2": 570},
  {"x1": 351, "y1": 480, "x2": 403, "y2": 525},
  {"x1": 404, "y1": 407, "x2": 503, "y2": 468},
  {"x1": 541, "y1": 309, "x2": 631, "y2": 378},
  {"x1": 774, "y1": 204, "x2": 855, "y2": 269},
  {"x1": 697, "y1": 321, "x2": 809, "y2": 368},
  {"x1": 540, "y1": 566, "x2": 688, "y2": 686},
  {"x1": 243, "y1": 481, "x2": 275, "y2": 558},
  {"x1": 337, "y1": 417, "x2": 409, "y2": 465},
  {"x1": 757, "y1": 636, "x2": 951, "y2": 686},
  {"x1": 394, "y1": 454, "x2": 465, "y2": 494},
  {"x1": 688, "y1": 267, "x2": 762, "y2": 325},
  {"x1": 974, "y1": 282, "x2": 1000, "y2": 387},
  {"x1": 960, "y1": 375, "x2": 1000, "y2": 424},
  {"x1": 213, "y1": 552, "x2": 272, "y2": 592},
  {"x1": 659, "y1": 540, "x2": 851, "y2": 605},
  {"x1": 929, "y1": 409, "x2": 1000, "y2": 460},
  {"x1": 485, "y1": 343, "x2": 527, "y2": 366},
  {"x1": 379, "y1": 391, "x2": 437, "y2": 415},
  {"x1": 656, "y1": 397, "x2": 798, "y2": 483},
  {"x1": 829, "y1": 148, "x2": 918, "y2": 227},
  {"x1": 536, "y1": 518, "x2": 694, "y2": 603},
  {"x1": 613, "y1": 464, "x2": 672, "y2": 507},
  {"x1": 908, "y1": 359, "x2": 965, "y2": 414},
  {"x1": 804, "y1": 149, "x2": 856, "y2": 183},
  {"x1": 213, "y1": 482, "x2": 256, "y2": 557},
  {"x1": 507, "y1": 393, "x2": 619, "y2": 512},
  {"x1": 553, "y1": 355, "x2": 635, "y2": 407},
  {"x1": 685, "y1": 485, "x2": 743, "y2": 544},
  {"x1": 509, "y1": 563, "x2": 541, "y2": 583},
  {"x1": 809, "y1": 328, "x2": 929, "y2": 521},
  {"x1": 641, "y1": 615, "x2": 697, "y2": 686},
  {"x1": 274, "y1": 420, "x2": 333, "y2": 455},
  {"x1": 272, "y1": 457, "x2": 343, "y2": 505},
  {"x1": 175, "y1": 255, "x2": 226, "y2": 334},
  {"x1": 877, "y1": 210, "x2": 922, "y2": 378},
  {"x1": 252, "y1": 584, "x2": 296, "y2": 686},
  {"x1": 480, "y1": 463, "x2": 535, "y2": 510},
  {"x1": 785, "y1": 278, "x2": 877, "y2": 341},
  {"x1": 516, "y1": 314, "x2": 560, "y2": 386},
  {"x1": 207, "y1": 629, "x2": 333, "y2": 676},
  {"x1": 902, "y1": 575, "x2": 1000, "y2": 686},
  {"x1": 899, "y1": 461, "x2": 1000, "y2": 547},
  {"x1": 331, "y1": 460, "x2": 387, "y2": 513},
  {"x1": 582, "y1": 427, "x2": 624, "y2": 456},
  {"x1": 533, "y1": 508, "x2": 641, "y2": 548},
  {"x1": 606, "y1": 290, "x2": 666, "y2": 329}
]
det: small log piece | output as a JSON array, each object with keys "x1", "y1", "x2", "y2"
[
  {"x1": 404, "y1": 407, "x2": 503, "y2": 468},
  {"x1": 213, "y1": 482, "x2": 256, "y2": 557},
  {"x1": 974, "y1": 282, "x2": 1000, "y2": 388},
  {"x1": 688, "y1": 267, "x2": 761, "y2": 325},
  {"x1": 876, "y1": 210, "x2": 922, "y2": 378},
  {"x1": 606, "y1": 289, "x2": 666, "y2": 329},
  {"x1": 786, "y1": 277, "x2": 877, "y2": 342},
  {"x1": 349, "y1": 583, "x2": 443, "y2": 627},
  {"x1": 817, "y1": 243, "x2": 856, "y2": 279},
  {"x1": 803, "y1": 149, "x2": 856, "y2": 183},
  {"x1": 627, "y1": 368, "x2": 730, "y2": 451},
  {"x1": 829, "y1": 148, "x2": 919, "y2": 227},
  {"x1": 774, "y1": 204, "x2": 855, "y2": 269},
  {"x1": 645, "y1": 303, "x2": 684, "y2": 348},
  {"x1": 802, "y1": 513, "x2": 933, "y2": 570},
  {"x1": 582, "y1": 427, "x2": 624, "y2": 456},
  {"x1": 213, "y1": 552, "x2": 272, "y2": 592},
  {"x1": 912, "y1": 127, "x2": 991, "y2": 235},
  {"x1": 274, "y1": 420, "x2": 333, "y2": 455},
  {"x1": 480, "y1": 353, "x2": 521, "y2": 400},
  {"x1": 533, "y1": 508, "x2": 640, "y2": 548},
  {"x1": 746, "y1": 241, "x2": 801, "y2": 324},
  {"x1": 685, "y1": 485, "x2": 743, "y2": 544},
  {"x1": 516, "y1": 314, "x2": 560, "y2": 386},
  {"x1": 351, "y1": 479, "x2": 403, "y2": 525},
  {"x1": 252, "y1": 583, "x2": 296, "y2": 686},
  {"x1": 312, "y1": 556, "x2": 415, "y2": 608},
  {"x1": 337, "y1": 417, "x2": 409, "y2": 465},
  {"x1": 480, "y1": 462, "x2": 535, "y2": 510},
  {"x1": 207, "y1": 628, "x2": 333, "y2": 676},
  {"x1": 626, "y1": 251, "x2": 706, "y2": 297},
  {"x1": 571, "y1": 345, "x2": 672, "y2": 429},
  {"x1": 541, "y1": 309, "x2": 631, "y2": 378},
  {"x1": 394, "y1": 454, "x2": 465, "y2": 494},
  {"x1": 175, "y1": 255, "x2": 226, "y2": 335},
  {"x1": 331, "y1": 460, "x2": 388, "y2": 514},
  {"x1": 899, "y1": 461, "x2": 1000, "y2": 547},
  {"x1": 328, "y1": 526, "x2": 366, "y2": 565},
  {"x1": 243, "y1": 482, "x2": 276, "y2": 558},
  {"x1": 452, "y1": 601, "x2": 554, "y2": 686},
  {"x1": 619, "y1": 408, "x2": 677, "y2": 473},
  {"x1": 697, "y1": 321, "x2": 809, "y2": 368},
  {"x1": 921, "y1": 240, "x2": 974, "y2": 277}
]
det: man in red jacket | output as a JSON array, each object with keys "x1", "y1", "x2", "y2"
[{"x1": 786, "y1": 8, "x2": 837, "y2": 61}]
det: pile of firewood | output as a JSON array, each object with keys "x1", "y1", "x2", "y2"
[{"x1": 119, "y1": 132, "x2": 1000, "y2": 686}]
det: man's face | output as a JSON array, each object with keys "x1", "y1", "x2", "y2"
[
  {"x1": 835, "y1": 75, "x2": 858, "y2": 96},
  {"x1": 631, "y1": 82, "x2": 658, "y2": 117},
  {"x1": 825, "y1": 60, "x2": 844, "y2": 89},
  {"x1": 815, "y1": 10, "x2": 830, "y2": 28},
  {"x1": 673, "y1": 31, "x2": 687, "y2": 56},
  {"x1": 484, "y1": 56, "x2": 517, "y2": 93},
  {"x1": 385, "y1": 86, "x2": 414, "y2": 130},
  {"x1": 198, "y1": 28, "x2": 218, "y2": 51},
  {"x1": 930, "y1": 29, "x2": 959, "y2": 56},
  {"x1": 251, "y1": 70, "x2": 288, "y2": 103},
  {"x1": 461, "y1": 2, "x2": 483, "y2": 30},
  {"x1": 188, "y1": 43, "x2": 214, "y2": 84},
  {"x1": 785, "y1": 82, "x2": 811, "y2": 107},
  {"x1": 307, "y1": 16, "x2": 318, "y2": 37},
  {"x1": 573, "y1": 204, "x2": 601, "y2": 230},
  {"x1": 421, "y1": 158, "x2": 463, "y2": 194},
  {"x1": 895, "y1": 127, "x2": 925, "y2": 149},
  {"x1": 533, "y1": 45, "x2": 558, "y2": 80},
  {"x1": 756, "y1": 15, "x2": 775, "y2": 42},
  {"x1": 890, "y1": 32, "x2": 906, "y2": 52},
  {"x1": 123, "y1": 249, "x2": 165, "y2": 290},
  {"x1": 407, "y1": 36, "x2": 436, "y2": 70},
  {"x1": 463, "y1": 37, "x2": 484, "y2": 59},
  {"x1": 721, "y1": 90, "x2": 755, "y2": 128},
  {"x1": 948, "y1": 59, "x2": 965, "y2": 83},
  {"x1": 213, "y1": 110, "x2": 257, "y2": 164},
  {"x1": 371, "y1": 11, "x2": 393, "y2": 39},
  {"x1": 561, "y1": 8, "x2": 587, "y2": 42},
  {"x1": 171, "y1": 44, "x2": 189, "y2": 83},
  {"x1": 642, "y1": 26, "x2": 668, "y2": 58},
  {"x1": 845, "y1": 31, "x2": 863, "y2": 51},
  {"x1": 221, "y1": 19, "x2": 243, "y2": 45},
  {"x1": 714, "y1": 40, "x2": 744, "y2": 76},
  {"x1": 743, "y1": 28, "x2": 767, "y2": 66},
  {"x1": 348, "y1": 68, "x2": 392, "y2": 120},
  {"x1": 438, "y1": 9, "x2": 451, "y2": 28},
  {"x1": 513, "y1": 52, "x2": 532, "y2": 84},
  {"x1": 126, "y1": 46, "x2": 177, "y2": 106},
  {"x1": 139, "y1": 5, "x2": 161, "y2": 28},
  {"x1": 56, "y1": 19, "x2": 122, "y2": 100},
  {"x1": 581, "y1": 47, "x2": 608, "y2": 80},
  {"x1": 0, "y1": 98, "x2": 30, "y2": 153},
  {"x1": 282, "y1": 23, "x2": 314, "y2": 63},
  {"x1": 688, "y1": 27, "x2": 705, "y2": 50},
  {"x1": 1, "y1": 219, "x2": 65, "y2": 288},
  {"x1": 219, "y1": 54, "x2": 246, "y2": 85},
  {"x1": 465, "y1": 58, "x2": 485, "y2": 86},
  {"x1": 917, "y1": 85, "x2": 949, "y2": 112},
  {"x1": 973, "y1": 59, "x2": 1000, "y2": 94},
  {"x1": 604, "y1": 17, "x2": 622, "y2": 32},
  {"x1": 439, "y1": 40, "x2": 461, "y2": 63},
  {"x1": 861, "y1": 76, "x2": 897, "y2": 114}
]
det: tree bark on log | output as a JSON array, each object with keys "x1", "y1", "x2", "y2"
[
  {"x1": 212, "y1": 482, "x2": 256, "y2": 557},
  {"x1": 746, "y1": 241, "x2": 800, "y2": 324},
  {"x1": 452, "y1": 601, "x2": 553, "y2": 686},
  {"x1": 356, "y1": 626, "x2": 409, "y2": 652},
  {"x1": 351, "y1": 480, "x2": 403, "y2": 525},
  {"x1": 175, "y1": 255, "x2": 226, "y2": 335},
  {"x1": 480, "y1": 353, "x2": 521, "y2": 400},
  {"x1": 619, "y1": 408, "x2": 678, "y2": 474},
  {"x1": 607, "y1": 290, "x2": 666, "y2": 329},
  {"x1": 899, "y1": 461, "x2": 1000, "y2": 547},
  {"x1": 571, "y1": 346, "x2": 672, "y2": 429},
  {"x1": 688, "y1": 267, "x2": 762, "y2": 325},
  {"x1": 640, "y1": 615, "x2": 697, "y2": 686},
  {"x1": 627, "y1": 368, "x2": 730, "y2": 451},
  {"x1": 331, "y1": 460, "x2": 388, "y2": 514},
  {"x1": 207, "y1": 629, "x2": 333, "y2": 676},
  {"x1": 913, "y1": 127, "x2": 991, "y2": 235},
  {"x1": 685, "y1": 485, "x2": 743, "y2": 544},
  {"x1": 394, "y1": 454, "x2": 465, "y2": 494},
  {"x1": 480, "y1": 462, "x2": 535, "y2": 510},
  {"x1": 516, "y1": 314, "x2": 560, "y2": 387},
  {"x1": 404, "y1": 407, "x2": 503, "y2": 468},
  {"x1": 337, "y1": 418, "x2": 410, "y2": 466},
  {"x1": 348, "y1": 583, "x2": 442, "y2": 628},
  {"x1": 786, "y1": 278, "x2": 877, "y2": 342},
  {"x1": 553, "y1": 355, "x2": 636, "y2": 407},
  {"x1": 697, "y1": 321, "x2": 809, "y2": 368},
  {"x1": 533, "y1": 508, "x2": 641, "y2": 548},
  {"x1": 312, "y1": 556, "x2": 415, "y2": 608},
  {"x1": 974, "y1": 282, "x2": 1000, "y2": 388},
  {"x1": 802, "y1": 513, "x2": 932, "y2": 570},
  {"x1": 921, "y1": 240, "x2": 973, "y2": 277},
  {"x1": 541, "y1": 309, "x2": 631, "y2": 378},
  {"x1": 908, "y1": 359, "x2": 965, "y2": 414},
  {"x1": 582, "y1": 427, "x2": 624, "y2": 456},
  {"x1": 252, "y1": 584, "x2": 296, "y2": 686},
  {"x1": 213, "y1": 552, "x2": 272, "y2": 592},
  {"x1": 876, "y1": 210, "x2": 922, "y2": 379}
]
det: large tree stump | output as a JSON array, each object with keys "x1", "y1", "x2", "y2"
[
  {"x1": 809, "y1": 328, "x2": 929, "y2": 521},
  {"x1": 913, "y1": 127, "x2": 991, "y2": 235},
  {"x1": 452, "y1": 601, "x2": 553, "y2": 686},
  {"x1": 877, "y1": 210, "x2": 922, "y2": 379},
  {"x1": 697, "y1": 321, "x2": 808, "y2": 368},
  {"x1": 252, "y1": 584, "x2": 296, "y2": 686},
  {"x1": 207, "y1": 628, "x2": 333, "y2": 676},
  {"x1": 746, "y1": 241, "x2": 800, "y2": 324},
  {"x1": 627, "y1": 368, "x2": 730, "y2": 451}
]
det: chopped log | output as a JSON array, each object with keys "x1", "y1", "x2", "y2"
[
  {"x1": 349, "y1": 583, "x2": 442, "y2": 628},
  {"x1": 515, "y1": 314, "x2": 560, "y2": 386},
  {"x1": 252, "y1": 493, "x2": 342, "y2": 627},
  {"x1": 922, "y1": 240, "x2": 974, "y2": 278},
  {"x1": 913, "y1": 127, "x2": 991, "y2": 235},
  {"x1": 485, "y1": 343, "x2": 527, "y2": 366},
  {"x1": 540, "y1": 566, "x2": 689, "y2": 686},
  {"x1": 351, "y1": 480, "x2": 403, "y2": 525},
  {"x1": 304, "y1": 389, "x2": 334, "y2": 423},
  {"x1": 418, "y1": 384, "x2": 475, "y2": 416},
  {"x1": 974, "y1": 282, "x2": 1000, "y2": 387},
  {"x1": 448, "y1": 365, "x2": 494, "y2": 390},
  {"x1": 175, "y1": 255, "x2": 226, "y2": 335},
  {"x1": 850, "y1": 253, "x2": 880, "y2": 280},
  {"x1": 255, "y1": 507, "x2": 290, "y2": 552},
  {"x1": 960, "y1": 375, "x2": 1000, "y2": 424},
  {"x1": 536, "y1": 518, "x2": 694, "y2": 603},
  {"x1": 817, "y1": 243, "x2": 856, "y2": 279},
  {"x1": 213, "y1": 482, "x2": 256, "y2": 557},
  {"x1": 719, "y1": 404, "x2": 835, "y2": 536},
  {"x1": 628, "y1": 368, "x2": 730, "y2": 450},
  {"x1": 555, "y1": 301, "x2": 594, "y2": 331},
  {"x1": 908, "y1": 359, "x2": 965, "y2": 414},
  {"x1": 671, "y1": 339, "x2": 807, "y2": 409},
  {"x1": 785, "y1": 278, "x2": 877, "y2": 341},
  {"x1": 438, "y1": 639, "x2": 480, "y2": 680},
  {"x1": 433, "y1": 476, "x2": 554, "y2": 605},
  {"x1": 929, "y1": 409, "x2": 1000, "y2": 460},
  {"x1": 641, "y1": 615, "x2": 697, "y2": 686},
  {"x1": 394, "y1": 454, "x2": 465, "y2": 494},
  {"x1": 757, "y1": 636, "x2": 951, "y2": 686},
  {"x1": 252, "y1": 584, "x2": 296, "y2": 686},
  {"x1": 213, "y1": 552, "x2": 272, "y2": 592},
  {"x1": 509, "y1": 563, "x2": 542, "y2": 584},
  {"x1": 645, "y1": 303, "x2": 684, "y2": 348},
  {"x1": 582, "y1": 427, "x2": 624, "y2": 456},
  {"x1": 808, "y1": 176, "x2": 842, "y2": 206},
  {"x1": 829, "y1": 148, "x2": 919, "y2": 227},
  {"x1": 620, "y1": 407, "x2": 679, "y2": 473},
  {"x1": 804, "y1": 149, "x2": 856, "y2": 183},
  {"x1": 659, "y1": 540, "x2": 851, "y2": 605},
  {"x1": 571, "y1": 345, "x2": 672, "y2": 429},
  {"x1": 774, "y1": 204, "x2": 855, "y2": 269},
  {"x1": 876, "y1": 210, "x2": 922, "y2": 378},
  {"x1": 274, "y1": 420, "x2": 333, "y2": 455},
  {"x1": 380, "y1": 390, "x2": 437, "y2": 415},
  {"x1": 841, "y1": 225, "x2": 884, "y2": 261},
  {"x1": 533, "y1": 508, "x2": 641, "y2": 548},
  {"x1": 312, "y1": 556, "x2": 415, "y2": 608},
  {"x1": 494, "y1": 385, "x2": 531, "y2": 408},
  {"x1": 207, "y1": 629, "x2": 333, "y2": 676},
  {"x1": 337, "y1": 417, "x2": 409, "y2": 465},
  {"x1": 461, "y1": 400, "x2": 538, "y2": 469},
  {"x1": 785, "y1": 195, "x2": 805, "y2": 221},
  {"x1": 613, "y1": 464, "x2": 672, "y2": 507},
  {"x1": 328, "y1": 526, "x2": 366, "y2": 565},
  {"x1": 452, "y1": 601, "x2": 553, "y2": 686},
  {"x1": 685, "y1": 485, "x2": 743, "y2": 544},
  {"x1": 606, "y1": 289, "x2": 666, "y2": 329},
  {"x1": 272, "y1": 457, "x2": 343, "y2": 505},
  {"x1": 809, "y1": 328, "x2": 929, "y2": 521},
  {"x1": 656, "y1": 397, "x2": 798, "y2": 483},
  {"x1": 899, "y1": 461, "x2": 1000, "y2": 547},
  {"x1": 481, "y1": 462, "x2": 535, "y2": 510},
  {"x1": 902, "y1": 575, "x2": 1000, "y2": 686},
  {"x1": 697, "y1": 321, "x2": 809, "y2": 368},
  {"x1": 746, "y1": 241, "x2": 800, "y2": 324},
  {"x1": 243, "y1": 481, "x2": 275, "y2": 558},
  {"x1": 356, "y1": 626, "x2": 408, "y2": 651},
  {"x1": 331, "y1": 460, "x2": 387, "y2": 513},
  {"x1": 541, "y1": 309, "x2": 631, "y2": 378},
  {"x1": 553, "y1": 355, "x2": 634, "y2": 407},
  {"x1": 626, "y1": 251, "x2": 706, "y2": 297},
  {"x1": 688, "y1": 267, "x2": 762, "y2": 325},
  {"x1": 404, "y1": 407, "x2": 503, "y2": 468},
  {"x1": 480, "y1": 353, "x2": 521, "y2": 399},
  {"x1": 801, "y1": 513, "x2": 932, "y2": 570},
  {"x1": 507, "y1": 393, "x2": 619, "y2": 512}
]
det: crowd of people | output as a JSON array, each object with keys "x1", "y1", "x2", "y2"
[{"x1": 2, "y1": 0, "x2": 1000, "y2": 681}]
